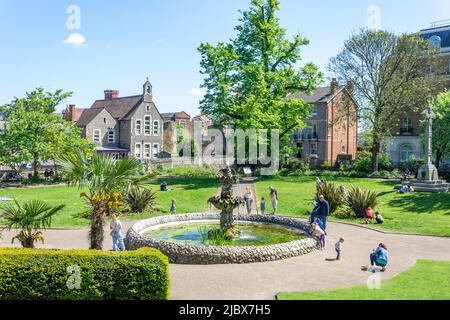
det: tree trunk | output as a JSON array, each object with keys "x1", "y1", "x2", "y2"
[
  {"x1": 22, "y1": 238, "x2": 35, "y2": 248},
  {"x1": 33, "y1": 154, "x2": 39, "y2": 179},
  {"x1": 89, "y1": 212, "x2": 105, "y2": 250},
  {"x1": 371, "y1": 136, "x2": 380, "y2": 173}
]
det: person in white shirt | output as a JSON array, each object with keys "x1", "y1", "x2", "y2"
[
  {"x1": 335, "y1": 238, "x2": 345, "y2": 260},
  {"x1": 110, "y1": 214, "x2": 125, "y2": 251}
]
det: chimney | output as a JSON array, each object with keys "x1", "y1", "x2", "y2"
[
  {"x1": 65, "y1": 104, "x2": 76, "y2": 122},
  {"x1": 104, "y1": 90, "x2": 120, "y2": 100},
  {"x1": 330, "y1": 78, "x2": 339, "y2": 94}
]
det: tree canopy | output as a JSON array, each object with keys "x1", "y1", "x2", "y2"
[
  {"x1": 198, "y1": 0, "x2": 323, "y2": 154},
  {"x1": 328, "y1": 29, "x2": 447, "y2": 171},
  {"x1": 0, "y1": 87, "x2": 94, "y2": 176},
  {"x1": 430, "y1": 91, "x2": 450, "y2": 167}
]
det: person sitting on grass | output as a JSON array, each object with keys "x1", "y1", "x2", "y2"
[
  {"x1": 375, "y1": 212, "x2": 384, "y2": 224},
  {"x1": 365, "y1": 207, "x2": 374, "y2": 224},
  {"x1": 311, "y1": 222, "x2": 325, "y2": 250},
  {"x1": 370, "y1": 243, "x2": 389, "y2": 272}
]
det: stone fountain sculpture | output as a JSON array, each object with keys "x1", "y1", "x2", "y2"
[{"x1": 208, "y1": 167, "x2": 245, "y2": 238}]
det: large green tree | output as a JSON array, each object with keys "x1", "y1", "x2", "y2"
[
  {"x1": 328, "y1": 29, "x2": 447, "y2": 172},
  {"x1": 430, "y1": 91, "x2": 450, "y2": 167},
  {"x1": 0, "y1": 87, "x2": 94, "y2": 177},
  {"x1": 198, "y1": 0, "x2": 323, "y2": 154}
]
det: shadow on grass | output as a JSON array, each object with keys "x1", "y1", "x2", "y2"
[{"x1": 386, "y1": 192, "x2": 450, "y2": 214}]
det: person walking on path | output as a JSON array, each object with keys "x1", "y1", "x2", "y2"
[
  {"x1": 244, "y1": 187, "x2": 253, "y2": 214},
  {"x1": 316, "y1": 195, "x2": 330, "y2": 231},
  {"x1": 110, "y1": 214, "x2": 125, "y2": 252},
  {"x1": 335, "y1": 238, "x2": 345, "y2": 260},
  {"x1": 370, "y1": 243, "x2": 389, "y2": 272},
  {"x1": 170, "y1": 199, "x2": 177, "y2": 215},
  {"x1": 269, "y1": 186, "x2": 278, "y2": 215}
]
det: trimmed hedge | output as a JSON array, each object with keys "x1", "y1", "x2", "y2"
[{"x1": 0, "y1": 248, "x2": 169, "y2": 300}]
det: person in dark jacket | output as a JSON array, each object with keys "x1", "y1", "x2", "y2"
[{"x1": 315, "y1": 195, "x2": 330, "y2": 231}]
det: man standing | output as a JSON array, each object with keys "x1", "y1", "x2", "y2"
[{"x1": 317, "y1": 195, "x2": 330, "y2": 231}]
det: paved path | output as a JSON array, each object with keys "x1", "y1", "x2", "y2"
[{"x1": 1, "y1": 219, "x2": 449, "y2": 300}]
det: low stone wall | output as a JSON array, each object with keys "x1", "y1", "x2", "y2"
[{"x1": 125, "y1": 213, "x2": 317, "y2": 265}]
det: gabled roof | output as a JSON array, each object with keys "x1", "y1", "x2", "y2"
[
  {"x1": 161, "y1": 111, "x2": 191, "y2": 121},
  {"x1": 286, "y1": 86, "x2": 346, "y2": 104},
  {"x1": 76, "y1": 108, "x2": 104, "y2": 127},
  {"x1": 90, "y1": 95, "x2": 143, "y2": 120}
]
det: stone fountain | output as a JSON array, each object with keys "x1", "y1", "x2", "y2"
[{"x1": 207, "y1": 167, "x2": 245, "y2": 238}]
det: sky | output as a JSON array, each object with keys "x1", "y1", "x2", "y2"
[{"x1": 0, "y1": 0, "x2": 449, "y2": 116}]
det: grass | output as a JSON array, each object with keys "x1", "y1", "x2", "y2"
[
  {"x1": 255, "y1": 176, "x2": 450, "y2": 237},
  {"x1": 0, "y1": 177, "x2": 219, "y2": 228},
  {"x1": 277, "y1": 260, "x2": 450, "y2": 300}
]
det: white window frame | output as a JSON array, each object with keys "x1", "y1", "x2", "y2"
[
  {"x1": 107, "y1": 130, "x2": 115, "y2": 144},
  {"x1": 144, "y1": 143, "x2": 151, "y2": 160},
  {"x1": 93, "y1": 130, "x2": 101, "y2": 143},
  {"x1": 153, "y1": 143, "x2": 159, "y2": 159},
  {"x1": 135, "y1": 119, "x2": 142, "y2": 136},
  {"x1": 312, "y1": 106, "x2": 318, "y2": 116},
  {"x1": 153, "y1": 120, "x2": 160, "y2": 136},
  {"x1": 144, "y1": 115, "x2": 152, "y2": 136},
  {"x1": 135, "y1": 143, "x2": 142, "y2": 159}
]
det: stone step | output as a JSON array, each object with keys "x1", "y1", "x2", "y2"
[
  {"x1": 408, "y1": 180, "x2": 448, "y2": 185},
  {"x1": 394, "y1": 184, "x2": 449, "y2": 192}
]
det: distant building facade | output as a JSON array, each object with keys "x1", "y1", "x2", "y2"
[
  {"x1": 385, "y1": 22, "x2": 450, "y2": 166},
  {"x1": 288, "y1": 79, "x2": 358, "y2": 167},
  {"x1": 65, "y1": 80, "x2": 164, "y2": 162}
]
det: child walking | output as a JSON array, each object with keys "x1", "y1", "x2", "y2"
[
  {"x1": 260, "y1": 197, "x2": 266, "y2": 215},
  {"x1": 170, "y1": 199, "x2": 177, "y2": 214},
  {"x1": 335, "y1": 238, "x2": 345, "y2": 260},
  {"x1": 311, "y1": 223, "x2": 326, "y2": 250}
]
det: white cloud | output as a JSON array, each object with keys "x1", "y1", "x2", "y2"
[
  {"x1": 63, "y1": 33, "x2": 87, "y2": 47},
  {"x1": 188, "y1": 88, "x2": 205, "y2": 97}
]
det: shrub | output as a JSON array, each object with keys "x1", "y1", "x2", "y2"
[
  {"x1": 353, "y1": 152, "x2": 392, "y2": 172},
  {"x1": 345, "y1": 187, "x2": 380, "y2": 218},
  {"x1": 155, "y1": 166, "x2": 217, "y2": 178},
  {"x1": 0, "y1": 248, "x2": 169, "y2": 300},
  {"x1": 0, "y1": 200, "x2": 65, "y2": 248},
  {"x1": 316, "y1": 182, "x2": 345, "y2": 215},
  {"x1": 124, "y1": 186, "x2": 157, "y2": 213}
]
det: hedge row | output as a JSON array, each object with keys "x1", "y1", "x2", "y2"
[{"x1": 0, "y1": 248, "x2": 169, "y2": 300}]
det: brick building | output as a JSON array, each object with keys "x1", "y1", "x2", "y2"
[
  {"x1": 288, "y1": 79, "x2": 358, "y2": 166},
  {"x1": 161, "y1": 111, "x2": 194, "y2": 155}
]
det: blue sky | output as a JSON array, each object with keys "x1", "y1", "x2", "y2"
[{"x1": 0, "y1": 0, "x2": 449, "y2": 116}]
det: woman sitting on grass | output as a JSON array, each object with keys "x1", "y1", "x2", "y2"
[{"x1": 365, "y1": 207, "x2": 375, "y2": 224}]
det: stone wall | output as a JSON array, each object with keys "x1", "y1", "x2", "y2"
[{"x1": 125, "y1": 213, "x2": 317, "y2": 265}]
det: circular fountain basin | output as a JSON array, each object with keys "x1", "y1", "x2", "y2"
[{"x1": 125, "y1": 213, "x2": 317, "y2": 265}]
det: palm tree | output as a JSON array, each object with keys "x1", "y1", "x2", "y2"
[
  {"x1": 59, "y1": 150, "x2": 146, "y2": 250},
  {"x1": 0, "y1": 200, "x2": 65, "y2": 248}
]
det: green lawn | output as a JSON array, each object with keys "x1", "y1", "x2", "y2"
[
  {"x1": 255, "y1": 176, "x2": 450, "y2": 236},
  {"x1": 277, "y1": 260, "x2": 450, "y2": 300},
  {"x1": 0, "y1": 177, "x2": 219, "y2": 228}
]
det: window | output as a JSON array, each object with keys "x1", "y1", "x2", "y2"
[
  {"x1": 93, "y1": 130, "x2": 101, "y2": 142},
  {"x1": 135, "y1": 143, "x2": 142, "y2": 159},
  {"x1": 341, "y1": 122, "x2": 347, "y2": 134},
  {"x1": 144, "y1": 116, "x2": 151, "y2": 135},
  {"x1": 103, "y1": 118, "x2": 107, "y2": 124},
  {"x1": 312, "y1": 106, "x2": 318, "y2": 116},
  {"x1": 153, "y1": 143, "x2": 159, "y2": 159},
  {"x1": 146, "y1": 105, "x2": 150, "y2": 112},
  {"x1": 342, "y1": 145, "x2": 346, "y2": 154},
  {"x1": 402, "y1": 117, "x2": 412, "y2": 135},
  {"x1": 144, "y1": 144, "x2": 151, "y2": 160},
  {"x1": 135, "y1": 120, "x2": 142, "y2": 136},
  {"x1": 153, "y1": 120, "x2": 159, "y2": 136},
  {"x1": 310, "y1": 143, "x2": 317, "y2": 155},
  {"x1": 400, "y1": 144, "x2": 414, "y2": 162},
  {"x1": 107, "y1": 130, "x2": 115, "y2": 143}
]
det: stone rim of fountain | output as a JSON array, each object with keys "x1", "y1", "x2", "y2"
[{"x1": 125, "y1": 213, "x2": 317, "y2": 265}]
